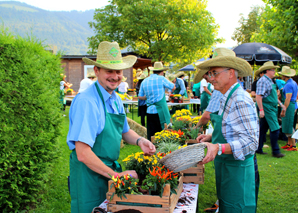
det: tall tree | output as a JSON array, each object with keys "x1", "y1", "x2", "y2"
[
  {"x1": 251, "y1": 0, "x2": 298, "y2": 58},
  {"x1": 232, "y1": 5, "x2": 263, "y2": 45},
  {"x1": 88, "y1": 0, "x2": 222, "y2": 64}
]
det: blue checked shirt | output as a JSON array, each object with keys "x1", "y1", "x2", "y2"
[
  {"x1": 206, "y1": 90, "x2": 222, "y2": 113},
  {"x1": 175, "y1": 78, "x2": 186, "y2": 95},
  {"x1": 256, "y1": 75, "x2": 273, "y2": 98},
  {"x1": 218, "y1": 83, "x2": 259, "y2": 160},
  {"x1": 139, "y1": 74, "x2": 174, "y2": 114}
]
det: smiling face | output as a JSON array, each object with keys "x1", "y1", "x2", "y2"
[
  {"x1": 207, "y1": 67, "x2": 237, "y2": 94},
  {"x1": 94, "y1": 66, "x2": 123, "y2": 94}
]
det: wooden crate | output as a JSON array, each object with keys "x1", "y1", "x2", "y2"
[
  {"x1": 181, "y1": 163, "x2": 204, "y2": 184},
  {"x1": 107, "y1": 176, "x2": 184, "y2": 213},
  {"x1": 132, "y1": 96, "x2": 139, "y2": 101}
]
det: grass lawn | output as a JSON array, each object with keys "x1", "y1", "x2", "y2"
[{"x1": 30, "y1": 105, "x2": 298, "y2": 213}]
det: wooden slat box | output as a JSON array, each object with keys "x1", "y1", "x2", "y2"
[
  {"x1": 181, "y1": 163, "x2": 204, "y2": 184},
  {"x1": 107, "y1": 176, "x2": 184, "y2": 213}
]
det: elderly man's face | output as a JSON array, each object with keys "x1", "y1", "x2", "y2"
[
  {"x1": 94, "y1": 66, "x2": 123, "y2": 94},
  {"x1": 207, "y1": 67, "x2": 230, "y2": 91}
]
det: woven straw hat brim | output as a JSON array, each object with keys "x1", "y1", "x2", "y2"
[
  {"x1": 193, "y1": 69, "x2": 206, "y2": 84},
  {"x1": 174, "y1": 71, "x2": 185, "y2": 79},
  {"x1": 83, "y1": 55, "x2": 137, "y2": 70},
  {"x1": 278, "y1": 70, "x2": 296, "y2": 77},
  {"x1": 197, "y1": 56, "x2": 252, "y2": 77},
  {"x1": 149, "y1": 67, "x2": 169, "y2": 72},
  {"x1": 255, "y1": 65, "x2": 280, "y2": 77}
]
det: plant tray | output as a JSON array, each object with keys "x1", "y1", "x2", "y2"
[
  {"x1": 132, "y1": 96, "x2": 139, "y2": 101},
  {"x1": 180, "y1": 163, "x2": 204, "y2": 184},
  {"x1": 106, "y1": 176, "x2": 184, "y2": 213}
]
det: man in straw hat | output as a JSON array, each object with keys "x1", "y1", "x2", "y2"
[
  {"x1": 278, "y1": 66, "x2": 298, "y2": 151},
  {"x1": 250, "y1": 67, "x2": 266, "y2": 99},
  {"x1": 255, "y1": 61, "x2": 286, "y2": 157},
  {"x1": 67, "y1": 41, "x2": 156, "y2": 213},
  {"x1": 78, "y1": 71, "x2": 96, "y2": 93},
  {"x1": 138, "y1": 61, "x2": 175, "y2": 140},
  {"x1": 196, "y1": 47, "x2": 259, "y2": 212}
]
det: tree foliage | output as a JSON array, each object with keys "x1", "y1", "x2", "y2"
[
  {"x1": 0, "y1": 28, "x2": 63, "y2": 212},
  {"x1": 251, "y1": 0, "x2": 298, "y2": 58},
  {"x1": 88, "y1": 0, "x2": 222, "y2": 64},
  {"x1": 232, "y1": 5, "x2": 263, "y2": 45}
]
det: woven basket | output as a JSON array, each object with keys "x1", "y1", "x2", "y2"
[{"x1": 159, "y1": 143, "x2": 206, "y2": 172}]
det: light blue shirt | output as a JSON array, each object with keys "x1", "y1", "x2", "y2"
[
  {"x1": 67, "y1": 81, "x2": 129, "y2": 150},
  {"x1": 206, "y1": 90, "x2": 223, "y2": 113},
  {"x1": 139, "y1": 74, "x2": 174, "y2": 114},
  {"x1": 175, "y1": 78, "x2": 186, "y2": 95},
  {"x1": 276, "y1": 79, "x2": 286, "y2": 90}
]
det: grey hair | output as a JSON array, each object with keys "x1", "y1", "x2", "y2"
[{"x1": 222, "y1": 67, "x2": 239, "y2": 78}]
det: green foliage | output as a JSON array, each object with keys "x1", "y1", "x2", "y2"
[
  {"x1": 0, "y1": 1, "x2": 94, "y2": 54},
  {"x1": 251, "y1": 0, "x2": 298, "y2": 59},
  {"x1": 156, "y1": 142, "x2": 181, "y2": 153},
  {"x1": 0, "y1": 28, "x2": 63, "y2": 212},
  {"x1": 232, "y1": 5, "x2": 264, "y2": 45},
  {"x1": 88, "y1": 0, "x2": 222, "y2": 63}
]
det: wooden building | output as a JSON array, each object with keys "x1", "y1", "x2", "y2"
[{"x1": 61, "y1": 52, "x2": 152, "y2": 92}]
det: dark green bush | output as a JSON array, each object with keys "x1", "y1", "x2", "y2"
[{"x1": 0, "y1": 29, "x2": 64, "y2": 212}]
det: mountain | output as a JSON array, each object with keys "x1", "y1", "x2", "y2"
[{"x1": 0, "y1": 1, "x2": 95, "y2": 54}]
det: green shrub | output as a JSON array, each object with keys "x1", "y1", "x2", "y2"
[{"x1": 0, "y1": 29, "x2": 63, "y2": 212}]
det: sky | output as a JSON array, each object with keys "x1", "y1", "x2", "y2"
[{"x1": 3, "y1": 0, "x2": 265, "y2": 48}]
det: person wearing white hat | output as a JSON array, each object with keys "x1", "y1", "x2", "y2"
[
  {"x1": 117, "y1": 76, "x2": 130, "y2": 113},
  {"x1": 67, "y1": 41, "x2": 156, "y2": 213},
  {"x1": 138, "y1": 61, "x2": 175, "y2": 140},
  {"x1": 196, "y1": 48, "x2": 259, "y2": 213},
  {"x1": 256, "y1": 61, "x2": 286, "y2": 158},
  {"x1": 278, "y1": 67, "x2": 298, "y2": 151},
  {"x1": 78, "y1": 72, "x2": 96, "y2": 93}
]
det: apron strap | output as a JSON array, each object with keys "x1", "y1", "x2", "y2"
[{"x1": 221, "y1": 83, "x2": 240, "y2": 116}]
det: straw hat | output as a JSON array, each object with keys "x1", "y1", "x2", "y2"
[
  {"x1": 87, "y1": 72, "x2": 96, "y2": 78},
  {"x1": 82, "y1": 41, "x2": 137, "y2": 70},
  {"x1": 149, "y1": 61, "x2": 169, "y2": 71},
  {"x1": 137, "y1": 73, "x2": 147, "y2": 80},
  {"x1": 122, "y1": 76, "x2": 127, "y2": 82},
  {"x1": 136, "y1": 68, "x2": 143, "y2": 73},
  {"x1": 278, "y1": 66, "x2": 296, "y2": 77},
  {"x1": 193, "y1": 69, "x2": 207, "y2": 84},
  {"x1": 167, "y1": 74, "x2": 175, "y2": 81},
  {"x1": 174, "y1": 71, "x2": 185, "y2": 79},
  {"x1": 196, "y1": 48, "x2": 252, "y2": 77},
  {"x1": 254, "y1": 61, "x2": 280, "y2": 77}
]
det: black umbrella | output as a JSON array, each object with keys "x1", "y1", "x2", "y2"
[{"x1": 233, "y1": 42, "x2": 292, "y2": 65}]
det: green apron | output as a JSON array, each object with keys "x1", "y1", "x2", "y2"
[
  {"x1": 200, "y1": 83, "x2": 212, "y2": 112},
  {"x1": 70, "y1": 83, "x2": 124, "y2": 213},
  {"x1": 281, "y1": 86, "x2": 296, "y2": 134},
  {"x1": 261, "y1": 76, "x2": 279, "y2": 131},
  {"x1": 59, "y1": 89, "x2": 66, "y2": 109},
  {"x1": 148, "y1": 95, "x2": 171, "y2": 130},
  {"x1": 210, "y1": 84, "x2": 256, "y2": 213}
]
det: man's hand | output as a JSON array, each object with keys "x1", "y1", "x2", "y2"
[
  {"x1": 139, "y1": 138, "x2": 156, "y2": 155},
  {"x1": 199, "y1": 142, "x2": 218, "y2": 164},
  {"x1": 280, "y1": 109, "x2": 286, "y2": 117},
  {"x1": 259, "y1": 110, "x2": 265, "y2": 118},
  {"x1": 196, "y1": 134, "x2": 212, "y2": 143}
]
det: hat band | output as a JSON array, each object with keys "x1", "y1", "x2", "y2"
[{"x1": 96, "y1": 60, "x2": 123, "y2": 64}]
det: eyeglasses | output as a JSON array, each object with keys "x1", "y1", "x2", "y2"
[{"x1": 208, "y1": 68, "x2": 230, "y2": 78}]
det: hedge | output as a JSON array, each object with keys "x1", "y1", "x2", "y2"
[{"x1": 0, "y1": 29, "x2": 64, "y2": 212}]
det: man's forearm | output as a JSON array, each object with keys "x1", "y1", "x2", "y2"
[
  {"x1": 256, "y1": 95, "x2": 263, "y2": 110},
  {"x1": 197, "y1": 111, "x2": 211, "y2": 127}
]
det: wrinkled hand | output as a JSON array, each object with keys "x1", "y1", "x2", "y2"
[
  {"x1": 259, "y1": 110, "x2": 265, "y2": 118},
  {"x1": 196, "y1": 134, "x2": 212, "y2": 143},
  {"x1": 199, "y1": 142, "x2": 218, "y2": 165},
  {"x1": 119, "y1": 170, "x2": 138, "y2": 179},
  {"x1": 139, "y1": 138, "x2": 156, "y2": 156},
  {"x1": 280, "y1": 109, "x2": 286, "y2": 117}
]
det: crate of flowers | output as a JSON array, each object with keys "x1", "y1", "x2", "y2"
[
  {"x1": 127, "y1": 88, "x2": 136, "y2": 96},
  {"x1": 106, "y1": 152, "x2": 183, "y2": 213}
]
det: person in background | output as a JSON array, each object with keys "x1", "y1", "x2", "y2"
[
  {"x1": 67, "y1": 41, "x2": 156, "y2": 213},
  {"x1": 278, "y1": 67, "x2": 298, "y2": 151},
  {"x1": 196, "y1": 47, "x2": 259, "y2": 212},
  {"x1": 200, "y1": 73, "x2": 213, "y2": 113},
  {"x1": 179, "y1": 73, "x2": 189, "y2": 90},
  {"x1": 139, "y1": 62, "x2": 175, "y2": 140},
  {"x1": 169, "y1": 71, "x2": 188, "y2": 111},
  {"x1": 136, "y1": 72, "x2": 147, "y2": 127},
  {"x1": 59, "y1": 74, "x2": 72, "y2": 111},
  {"x1": 118, "y1": 76, "x2": 130, "y2": 113},
  {"x1": 237, "y1": 76, "x2": 245, "y2": 89},
  {"x1": 78, "y1": 72, "x2": 96, "y2": 93},
  {"x1": 251, "y1": 69, "x2": 266, "y2": 99},
  {"x1": 256, "y1": 61, "x2": 286, "y2": 158},
  {"x1": 192, "y1": 81, "x2": 201, "y2": 114},
  {"x1": 275, "y1": 76, "x2": 286, "y2": 91}
]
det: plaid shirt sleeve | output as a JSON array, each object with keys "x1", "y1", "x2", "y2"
[
  {"x1": 206, "y1": 90, "x2": 223, "y2": 113},
  {"x1": 219, "y1": 85, "x2": 259, "y2": 160},
  {"x1": 256, "y1": 76, "x2": 272, "y2": 98},
  {"x1": 177, "y1": 78, "x2": 186, "y2": 95}
]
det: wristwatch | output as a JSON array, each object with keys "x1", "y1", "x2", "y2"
[{"x1": 217, "y1": 144, "x2": 222, "y2": 155}]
